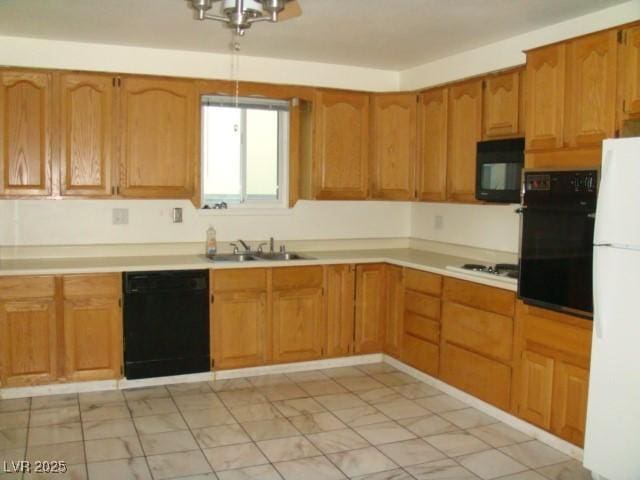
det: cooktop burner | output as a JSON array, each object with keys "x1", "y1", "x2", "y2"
[{"x1": 458, "y1": 263, "x2": 519, "y2": 279}]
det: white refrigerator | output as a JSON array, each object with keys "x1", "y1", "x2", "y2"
[{"x1": 583, "y1": 138, "x2": 640, "y2": 480}]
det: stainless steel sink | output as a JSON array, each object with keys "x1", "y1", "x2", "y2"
[
  {"x1": 208, "y1": 253, "x2": 258, "y2": 262},
  {"x1": 256, "y1": 252, "x2": 312, "y2": 261},
  {"x1": 206, "y1": 252, "x2": 313, "y2": 262}
]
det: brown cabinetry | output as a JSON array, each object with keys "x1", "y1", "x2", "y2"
[
  {"x1": 312, "y1": 89, "x2": 369, "y2": 199},
  {"x1": 211, "y1": 269, "x2": 269, "y2": 370},
  {"x1": 621, "y1": 25, "x2": 640, "y2": 117},
  {"x1": 0, "y1": 70, "x2": 53, "y2": 196},
  {"x1": 417, "y1": 88, "x2": 448, "y2": 201},
  {"x1": 483, "y1": 68, "x2": 525, "y2": 139},
  {"x1": 354, "y1": 264, "x2": 386, "y2": 353},
  {"x1": 383, "y1": 265, "x2": 404, "y2": 358},
  {"x1": 119, "y1": 76, "x2": 196, "y2": 198},
  {"x1": 62, "y1": 274, "x2": 122, "y2": 381},
  {"x1": 370, "y1": 93, "x2": 417, "y2": 200},
  {"x1": 401, "y1": 269, "x2": 442, "y2": 376},
  {"x1": 447, "y1": 80, "x2": 483, "y2": 202},
  {"x1": 326, "y1": 264, "x2": 356, "y2": 357},
  {"x1": 59, "y1": 73, "x2": 115, "y2": 196},
  {"x1": 513, "y1": 301, "x2": 592, "y2": 446},
  {"x1": 0, "y1": 276, "x2": 57, "y2": 387},
  {"x1": 440, "y1": 278, "x2": 515, "y2": 410},
  {"x1": 272, "y1": 267, "x2": 324, "y2": 363}
]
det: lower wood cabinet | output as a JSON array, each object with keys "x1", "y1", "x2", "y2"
[
  {"x1": 440, "y1": 278, "x2": 516, "y2": 411},
  {"x1": 62, "y1": 274, "x2": 122, "y2": 381},
  {"x1": 326, "y1": 264, "x2": 356, "y2": 357},
  {"x1": 0, "y1": 274, "x2": 123, "y2": 387},
  {"x1": 383, "y1": 265, "x2": 404, "y2": 358},
  {"x1": 354, "y1": 264, "x2": 386, "y2": 353},
  {"x1": 0, "y1": 276, "x2": 58, "y2": 387},
  {"x1": 272, "y1": 266, "x2": 324, "y2": 363},
  {"x1": 210, "y1": 269, "x2": 269, "y2": 370},
  {"x1": 513, "y1": 301, "x2": 592, "y2": 446}
]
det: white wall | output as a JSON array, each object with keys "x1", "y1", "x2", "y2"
[
  {"x1": 410, "y1": 203, "x2": 520, "y2": 254},
  {"x1": 0, "y1": 35, "x2": 398, "y2": 92},
  {"x1": 0, "y1": 200, "x2": 412, "y2": 247},
  {"x1": 400, "y1": 0, "x2": 640, "y2": 90}
]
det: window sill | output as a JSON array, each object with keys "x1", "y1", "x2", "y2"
[{"x1": 198, "y1": 207, "x2": 294, "y2": 217}]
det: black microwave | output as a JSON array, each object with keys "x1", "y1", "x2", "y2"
[{"x1": 475, "y1": 138, "x2": 524, "y2": 203}]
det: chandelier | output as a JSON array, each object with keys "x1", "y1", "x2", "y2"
[{"x1": 190, "y1": 0, "x2": 301, "y2": 36}]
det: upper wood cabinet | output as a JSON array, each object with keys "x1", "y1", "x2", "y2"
[
  {"x1": 326, "y1": 264, "x2": 356, "y2": 357},
  {"x1": 0, "y1": 276, "x2": 57, "y2": 387},
  {"x1": 312, "y1": 89, "x2": 370, "y2": 199},
  {"x1": 60, "y1": 73, "x2": 115, "y2": 197},
  {"x1": 354, "y1": 264, "x2": 386, "y2": 354},
  {"x1": 417, "y1": 88, "x2": 448, "y2": 201},
  {"x1": 621, "y1": 25, "x2": 640, "y2": 117},
  {"x1": 483, "y1": 69, "x2": 525, "y2": 139},
  {"x1": 0, "y1": 70, "x2": 53, "y2": 196},
  {"x1": 211, "y1": 269, "x2": 269, "y2": 370},
  {"x1": 272, "y1": 266, "x2": 325, "y2": 363},
  {"x1": 565, "y1": 30, "x2": 618, "y2": 147},
  {"x1": 370, "y1": 93, "x2": 417, "y2": 200},
  {"x1": 526, "y1": 43, "x2": 566, "y2": 151},
  {"x1": 447, "y1": 79, "x2": 483, "y2": 202},
  {"x1": 62, "y1": 274, "x2": 122, "y2": 381},
  {"x1": 119, "y1": 76, "x2": 196, "y2": 198}
]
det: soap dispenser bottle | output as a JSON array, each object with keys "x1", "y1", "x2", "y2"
[{"x1": 206, "y1": 226, "x2": 217, "y2": 258}]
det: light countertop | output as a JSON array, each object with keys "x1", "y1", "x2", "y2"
[{"x1": 0, "y1": 248, "x2": 517, "y2": 291}]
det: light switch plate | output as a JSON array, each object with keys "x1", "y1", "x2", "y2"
[
  {"x1": 112, "y1": 208, "x2": 129, "y2": 225},
  {"x1": 173, "y1": 207, "x2": 183, "y2": 223}
]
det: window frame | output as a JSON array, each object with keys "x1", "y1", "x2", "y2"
[{"x1": 200, "y1": 95, "x2": 290, "y2": 210}]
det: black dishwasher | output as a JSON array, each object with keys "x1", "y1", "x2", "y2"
[{"x1": 123, "y1": 270, "x2": 210, "y2": 379}]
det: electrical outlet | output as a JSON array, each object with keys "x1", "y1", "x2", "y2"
[
  {"x1": 434, "y1": 215, "x2": 444, "y2": 230},
  {"x1": 112, "y1": 208, "x2": 129, "y2": 225},
  {"x1": 173, "y1": 207, "x2": 183, "y2": 223}
]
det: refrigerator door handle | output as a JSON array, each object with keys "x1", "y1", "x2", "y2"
[{"x1": 593, "y1": 247, "x2": 605, "y2": 339}]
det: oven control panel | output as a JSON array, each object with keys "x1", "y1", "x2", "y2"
[
  {"x1": 524, "y1": 170, "x2": 598, "y2": 194},
  {"x1": 525, "y1": 174, "x2": 551, "y2": 191}
]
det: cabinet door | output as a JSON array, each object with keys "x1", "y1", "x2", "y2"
[
  {"x1": 326, "y1": 264, "x2": 356, "y2": 357},
  {"x1": 525, "y1": 44, "x2": 566, "y2": 150},
  {"x1": 212, "y1": 291, "x2": 268, "y2": 370},
  {"x1": 447, "y1": 80, "x2": 482, "y2": 202},
  {"x1": 0, "y1": 298, "x2": 57, "y2": 386},
  {"x1": 417, "y1": 88, "x2": 448, "y2": 201},
  {"x1": 565, "y1": 30, "x2": 618, "y2": 147},
  {"x1": 551, "y1": 361, "x2": 589, "y2": 446},
  {"x1": 518, "y1": 350, "x2": 554, "y2": 429},
  {"x1": 272, "y1": 287, "x2": 324, "y2": 363},
  {"x1": 483, "y1": 69, "x2": 522, "y2": 139},
  {"x1": 60, "y1": 73, "x2": 115, "y2": 196},
  {"x1": 119, "y1": 77, "x2": 196, "y2": 198},
  {"x1": 64, "y1": 296, "x2": 122, "y2": 381},
  {"x1": 383, "y1": 265, "x2": 404, "y2": 358},
  {"x1": 622, "y1": 26, "x2": 640, "y2": 116},
  {"x1": 370, "y1": 94, "x2": 417, "y2": 200},
  {"x1": 0, "y1": 70, "x2": 52, "y2": 196},
  {"x1": 354, "y1": 264, "x2": 386, "y2": 353},
  {"x1": 313, "y1": 90, "x2": 369, "y2": 199}
]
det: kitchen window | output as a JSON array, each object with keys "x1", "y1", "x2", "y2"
[{"x1": 201, "y1": 95, "x2": 289, "y2": 208}]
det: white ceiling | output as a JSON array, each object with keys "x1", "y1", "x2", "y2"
[{"x1": 0, "y1": 0, "x2": 628, "y2": 70}]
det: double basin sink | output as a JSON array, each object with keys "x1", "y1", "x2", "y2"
[{"x1": 207, "y1": 252, "x2": 314, "y2": 263}]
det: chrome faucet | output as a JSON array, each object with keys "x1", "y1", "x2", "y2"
[
  {"x1": 237, "y1": 239, "x2": 251, "y2": 251},
  {"x1": 269, "y1": 237, "x2": 275, "y2": 253}
]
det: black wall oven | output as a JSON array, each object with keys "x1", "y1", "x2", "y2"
[{"x1": 518, "y1": 169, "x2": 598, "y2": 319}]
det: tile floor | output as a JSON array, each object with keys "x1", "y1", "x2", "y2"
[{"x1": 0, "y1": 363, "x2": 592, "y2": 480}]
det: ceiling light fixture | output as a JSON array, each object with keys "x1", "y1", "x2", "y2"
[{"x1": 189, "y1": 0, "x2": 301, "y2": 36}]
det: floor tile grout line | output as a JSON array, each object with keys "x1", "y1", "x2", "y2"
[{"x1": 74, "y1": 392, "x2": 91, "y2": 480}]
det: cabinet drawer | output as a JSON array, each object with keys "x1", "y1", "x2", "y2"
[
  {"x1": 272, "y1": 266, "x2": 323, "y2": 290},
  {"x1": 211, "y1": 268, "x2": 267, "y2": 292},
  {"x1": 404, "y1": 312, "x2": 439, "y2": 344},
  {"x1": 0, "y1": 276, "x2": 55, "y2": 299},
  {"x1": 442, "y1": 302, "x2": 513, "y2": 362},
  {"x1": 443, "y1": 277, "x2": 515, "y2": 316},
  {"x1": 440, "y1": 341, "x2": 512, "y2": 410},
  {"x1": 403, "y1": 334, "x2": 439, "y2": 376},
  {"x1": 404, "y1": 290, "x2": 440, "y2": 320},
  {"x1": 63, "y1": 274, "x2": 121, "y2": 298},
  {"x1": 404, "y1": 269, "x2": 441, "y2": 296}
]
